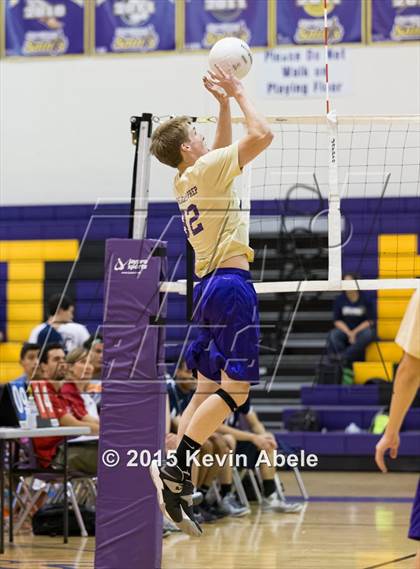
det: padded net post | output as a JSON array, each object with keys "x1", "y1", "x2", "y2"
[{"x1": 95, "y1": 238, "x2": 167, "y2": 569}]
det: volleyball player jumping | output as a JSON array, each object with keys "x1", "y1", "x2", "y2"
[{"x1": 149, "y1": 66, "x2": 273, "y2": 536}]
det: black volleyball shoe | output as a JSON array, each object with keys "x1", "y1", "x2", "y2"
[{"x1": 149, "y1": 460, "x2": 203, "y2": 537}]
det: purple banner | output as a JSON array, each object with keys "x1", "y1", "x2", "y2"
[
  {"x1": 277, "y1": 0, "x2": 363, "y2": 45},
  {"x1": 185, "y1": 0, "x2": 268, "y2": 49},
  {"x1": 5, "y1": 0, "x2": 85, "y2": 57},
  {"x1": 95, "y1": 0, "x2": 175, "y2": 53},
  {"x1": 95, "y1": 239, "x2": 167, "y2": 569},
  {"x1": 371, "y1": 0, "x2": 420, "y2": 42}
]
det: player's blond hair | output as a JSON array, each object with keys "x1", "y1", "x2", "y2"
[{"x1": 150, "y1": 116, "x2": 191, "y2": 168}]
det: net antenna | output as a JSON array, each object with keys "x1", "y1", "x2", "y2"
[{"x1": 324, "y1": 0, "x2": 341, "y2": 287}]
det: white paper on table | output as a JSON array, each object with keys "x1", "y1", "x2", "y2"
[{"x1": 68, "y1": 435, "x2": 99, "y2": 444}]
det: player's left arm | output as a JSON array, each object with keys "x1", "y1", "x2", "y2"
[{"x1": 203, "y1": 74, "x2": 232, "y2": 149}]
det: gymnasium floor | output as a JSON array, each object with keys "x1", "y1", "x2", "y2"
[{"x1": 1, "y1": 472, "x2": 417, "y2": 569}]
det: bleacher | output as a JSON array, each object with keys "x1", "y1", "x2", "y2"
[{"x1": 276, "y1": 385, "x2": 420, "y2": 471}]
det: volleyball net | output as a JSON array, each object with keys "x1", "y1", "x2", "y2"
[{"x1": 130, "y1": 113, "x2": 420, "y2": 296}]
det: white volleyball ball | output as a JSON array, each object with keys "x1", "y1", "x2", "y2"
[{"x1": 208, "y1": 37, "x2": 253, "y2": 80}]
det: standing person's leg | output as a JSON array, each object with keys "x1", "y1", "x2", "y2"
[
  {"x1": 199, "y1": 434, "x2": 225, "y2": 490},
  {"x1": 343, "y1": 327, "x2": 375, "y2": 364},
  {"x1": 213, "y1": 434, "x2": 248, "y2": 517},
  {"x1": 259, "y1": 448, "x2": 302, "y2": 513},
  {"x1": 214, "y1": 434, "x2": 234, "y2": 497}
]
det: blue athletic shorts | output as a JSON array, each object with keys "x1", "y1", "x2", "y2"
[
  {"x1": 185, "y1": 268, "x2": 260, "y2": 384},
  {"x1": 409, "y1": 479, "x2": 420, "y2": 541}
]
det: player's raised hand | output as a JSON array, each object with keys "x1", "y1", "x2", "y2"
[
  {"x1": 207, "y1": 64, "x2": 244, "y2": 99},
  {"x1": 202, "y1": 75, "x2": 228, "y2": 104},
  {"x1": 375, "y1": 431, "x2": 400, "y2": 473}
]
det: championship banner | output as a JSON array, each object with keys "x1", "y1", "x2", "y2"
[
  {"x1": 5, "y1": 0, "x2": 86, "y2": 57},
  {"x1": 370, "y1": 0, "x2": 420, "y2": 43},
  {"x1": 95, "y1": 0, "x2": 175, "y2": 53},
  {"x1": 184, "y1": 0, "x2": 268, "y2": 50},
  {"x1": 276, "y1": 0, "x2": 363, "y2": 45}
]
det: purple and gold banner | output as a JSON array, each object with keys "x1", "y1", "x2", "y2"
[
  {"x1": 370, "y1": 0, "x2": 420, "y2": 42},
  {"x1": 5, "y1": 0, "x2": 85, "y2": 57},
  {"x1": 277, "y1": 0, "x2": 363, "y2": 45},
  {"x1": 184, "y1": 0, "x2": 268, "y2": 49},
  {"x1": 95, "y1": 0, "x2": 175, "y2": 53}
]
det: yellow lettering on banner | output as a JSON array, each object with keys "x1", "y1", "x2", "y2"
[
  {"x1": 205, "y1": 29, "x2": 250, "y2": 46},
  {"x1": 24, "y1": 39, "x2": 66, "y2": 54},
  {"x1": 114, "y1": 35, "x2": 157, "y2": 51},
  {"x1": 295, "y1": 19, "x2": 344, "y2": 44},
  {"x1": 392, "y1": 23, "x2": 420, "y2": 40}
]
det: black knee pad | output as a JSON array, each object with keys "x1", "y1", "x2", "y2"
[{"x1": 215, "y1": 388, "x2": 238, "y2": 413}]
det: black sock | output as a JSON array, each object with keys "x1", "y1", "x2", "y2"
[
  {"x1": 263, "y1": 479, "x2": 276, "y2": 498},
  {"x1": 221, "y1": 483, "x2": 231, "y2": 497},
  {"x1": 175, "y1": 435, "x2": 201, "y2": 478},
  {"x1": 200, "y1": 484, "x2": 210, "y2": 497}
]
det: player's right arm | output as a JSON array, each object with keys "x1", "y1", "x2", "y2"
[
  {"x1": 235, "y1": 91, "x2": 273, "y2": 168},
  {"x1": 208, "y1": 65, "x2": 273, "y2": 168}
]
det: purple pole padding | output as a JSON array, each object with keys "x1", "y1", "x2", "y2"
[{"x1": 95, "y1": 239, "x2": 167, "y2": 569}]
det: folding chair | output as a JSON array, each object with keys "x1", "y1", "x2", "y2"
[
  {"x1": 208, "y1": 466, "x2": 251, "y2": 510},
  {"x1": 275, "y1": 440, "x2": 309, "y2": 501},
  {"x1": 10, "y1": 439, "x2": 96, "y2": 537}
]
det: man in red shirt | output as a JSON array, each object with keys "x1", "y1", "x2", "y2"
[{"x1": 32, "y1": 343, "x2": 98, "y2": 474}]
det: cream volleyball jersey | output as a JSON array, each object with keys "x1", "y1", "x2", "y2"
[
  {"x1": 174, "y1": 142, "x2": 254, "y2": 278},
  {"x1": 395, "y1": 289, "x2": 420, "y2": 359}
]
